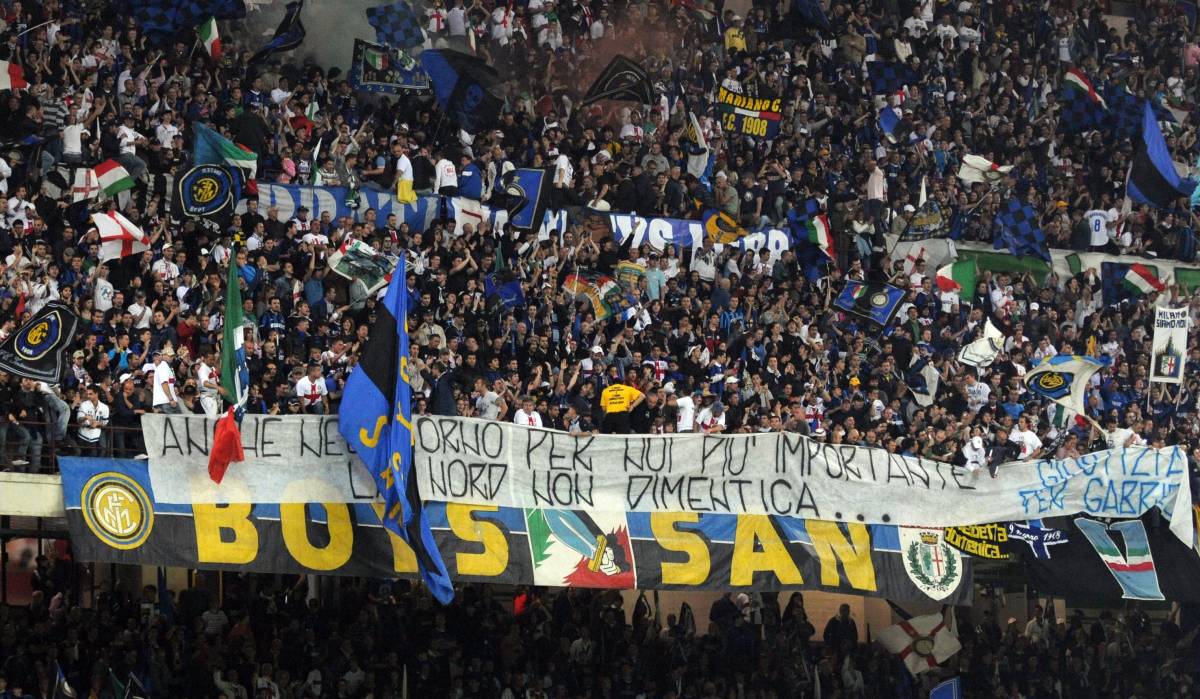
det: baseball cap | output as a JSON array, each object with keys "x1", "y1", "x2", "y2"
[
  {"x1": 591, "y1": 345, "x2": 604, "y2": 354},
  {"x1": 711, "y1": 402, "x2": 724, "y2": 413},
  {"x1": 724, "y1": 376, "x2": 739, "y2": 385}
]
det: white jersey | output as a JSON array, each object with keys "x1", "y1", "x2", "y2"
[
  {"x1": 1085, "y1": 209, "x2": 1112, "y2": 247},
  {"x1": 152, "y1": 360, "x2": 178, "y2": 406},
  {"x1": 1010, "y1": 428, "x2": 1043, "y2": 460},
  {"x1": 675, "y1": 395, "x2": 696, "y2": 432}
]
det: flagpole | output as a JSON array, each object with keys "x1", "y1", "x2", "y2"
[{"x1": 15, "y1": 19, "x2": 53, "y2": 40}]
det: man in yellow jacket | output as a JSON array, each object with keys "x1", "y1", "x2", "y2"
[
  {"x1": 724, "y1": 15, "x2": 747, "y2": 53},
  {"x1": 600, "y1": 382, "x2": 644, "y2": 434}
]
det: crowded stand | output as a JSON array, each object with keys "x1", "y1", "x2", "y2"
[{"x1": 0, "y1": 0, "x2": 1197, "y2": 695}]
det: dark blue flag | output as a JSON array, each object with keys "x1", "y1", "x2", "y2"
[
  {"x1": 867, "y1": 61, "x2": 917, "y2": 95},
  {"x1": 250, "y1": 0, "x2": 306, "y2": 64},
  {"x1": 485, "y1": 274, "x2": 525, "y2": 310},
  {"x1": 366, "y1": 1, "x2": 426, "y2": 49},
  {"x1": 337, "y1": 256, "x2": 455, "y2": 605},
  {"x1": 792, "y1": 0, "x2": 832, "y2": 33},
  {"x1": 1059, "y1": 86, "x2": 1107, "y2": 134},
  {"x1": 419, "y1": 49, "x2": 502, "y2": 132},
  {"x1": 53, "y1": 663, "x2": 75, "y2": 699},
  {"x1": 130, "y1": 0, "x2": 245, "y2": 42},
  {"x1": 1128, "y1": 101, "x2": 1193, "y2": 209},
  {"x1": 993, "y1": 197, "x2": 1050, "y2": 261},
  {"x1": 833, "y1": 281, "x2": 905, "y2": 327},
  {"x1": 500, "y1": 168, "x2": 549, "y2": 230}
]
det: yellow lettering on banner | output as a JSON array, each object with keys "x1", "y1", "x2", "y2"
[
  {"x1": 371, "y1": 501, "x2": 418, "y2": 573},
  {"x1": 360, "y1": 416, "x2": 388, "y2": 447},
  {"x1": 806, "y1": 521, "x2": 878, "y2": 591},
  {"x1": 447, "y1": 503, "x2": 508, "y2": 576},
  {"x1": 279, "y1": 507, "x2": 353, "y2": 570},
  {"x1": 193, "y1": 502, "x2": 258, "y2": 564},
  {"x1": 650, "y1": 512, "x2": 710, "y2": 585},
  {"x1": 731, "y1": 515, "x2": 803, "y2": 586}
]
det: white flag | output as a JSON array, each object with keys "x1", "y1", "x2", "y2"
[
  {"x1": 957, "y1": 154, "x2": 1012, "y2": 184},
  {"x1": 93, "y1": 211, "x2": 150, "y2": 263},
  {"x1": 877, "y1": 612, "x2": 961, "y2": 675},
  {"x1": 957, "y1": 318, "x2": 1005, "y2": 368}
]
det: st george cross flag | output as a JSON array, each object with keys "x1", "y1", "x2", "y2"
[
  {"x1": 71, "y1": 168, "x2": 100, "y2": 203},
  {"x1": 199, "y1": 16, "x2": 222, "y2": 59},
  {"x1": 94, "y1": 159, "x2": 135, "y2": 196},
  {"x1": 0, "y1": 60, "x2": 27, "y2": 91},
  {"x1": 957, "y1": 154, "x2": 1012, "y2": 184},
  {"x1": 93, "y1": 211, "x2": 150, "y2": 263},
  {"x1": 877, "y1": 613, "x2": 961, "y2": 675}
]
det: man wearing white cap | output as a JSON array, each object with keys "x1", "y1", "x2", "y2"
[{"x1": 152, "y1": 346, "x2": 181, "y2": 413}]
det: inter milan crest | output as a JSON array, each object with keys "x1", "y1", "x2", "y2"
[
  {"x1": 0, "y1": 301, "x2": 80, "y2": 383},
  {"x1": 177, "y1": 164, "x2": 234, "y2": 219},
  {"x1": 1031, "y1": 370, "x2": 1073, "y2": 399}
]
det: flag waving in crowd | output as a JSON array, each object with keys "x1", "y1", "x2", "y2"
[
  {"x1": 338, "y1": 257, "x2": 455, "y2": 604},
  {"x1": 209, "y1": 240, "x2": 250, "y2": 484}
]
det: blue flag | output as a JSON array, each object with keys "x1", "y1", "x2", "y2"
[
  {"x1": 500, "y1": 168, "x2": 550, "y2": 230},
  {"x1": 993, "y1": 197, "x2": 1050, "y2": 261},
  {"x1": 930, "y1": 678, "x2": 962, "y2": 699},
  {"x1": 250, "y1": 0, "x2": 306, "y2": 64},
  {"x1": 1128, "y1": 101, "x2": 1193, "y2": 208},
  {"x1": 366, "y1": 1, "x2": 426, "y2": 49},
  {"x1": 867, "y1": 61, "x2": 917, "y2": 94},
  {"x1": 419, "y1": 49, "x2": 502, "y2": 131},
  {"x1": 53, "y1": 663, "x2": 76, "y2": 699},
  {"x1": 792, "y1": 0, "x2": 832, "y2": 32},
  {"x1": 485, "y1": 274, "x2": 525, "y2": 310},
  {"x1": 338, "y1": 256, "x2": 454, "y2": 604},
  {"x1": 833, "y1": 281, "x2": 905, "y2": 327},
  {"x1": 130, "y1": 0, "x2": 245, "y2": 42}
]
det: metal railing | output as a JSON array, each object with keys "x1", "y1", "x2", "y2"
[{"x1": 0, "y1": 421, "x2": 148, "y2": 473}]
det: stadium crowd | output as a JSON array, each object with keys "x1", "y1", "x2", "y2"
[
  {"x1": 0, "y1": 567, "x2": 1196, "y2": 699},
  {"x1": 0, "y1": 0, "x2": 1194, "y2": 496},
  {"x1": 0, "y1": 564, "x2": 1195, "y2": 699}
]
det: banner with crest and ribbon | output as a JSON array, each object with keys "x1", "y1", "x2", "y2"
[
  {"x1": 348, "y1": 38, "x2": 429, "y2": 93},
  {"x1": 1150, "y1": 306, "x2": 1188, "y2": 384},
  {"x1": 0, "y1": 300, "x2": 81, "y2": 383},
  {"x1": 173, "y1": 163, "x2": 238, "y2": 232}
]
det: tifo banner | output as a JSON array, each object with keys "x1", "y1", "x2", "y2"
[
  {"x1": 716, "y1": 86, "x2": 782, "y2": 139},
  {"x1": 1022, "y1": 513, "x2": 1200, "y2": 602},
  {"x1": 142, "y1": 415, "x2": 1195, "y2": 547},
  {"x1": 411, "y1": 417, "x2": 1194, "y2": 544},
  {"x1": 60, "y1": 457, "x2": 971, "y2": 601},
  {"x1": 1151, "y1": 307, "x2": 1188, "y2": 384},
  {"x1": 141, "y1": 414, "x2": 376, "y2": 504}
]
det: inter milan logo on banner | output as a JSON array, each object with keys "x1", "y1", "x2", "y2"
[
  {"x1": 0, "y1": 300, "x2": 80, "y2": 383},
  {"x1": 177, "y1": 164, "x2": 234, "y2": 218},
  {"x1": 1031, "y1": 370, "x2": 1072, "y2": 399}
]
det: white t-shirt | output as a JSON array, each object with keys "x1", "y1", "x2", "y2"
[
  {"x1": 696, "y1": 407, "x2": 726, "y2": 432},
  {"x1": 156, "y1": 122, "x2": 180, "y2": 149},
  {"x1": 434, "y1": 158, "x2": 458, "y2": 192},
  {"x1": 128, "y1": 301, "x2": 152, "y2": 329},
  {"x1": 1105, "y1": 427, "x2": 1145, "y2": 450},
  {"x1": 513, "y1": 408, "x2": 543, "y2": 428},
  {"x1": 94, "y1": 277, "x2": 114, "y2": 312},
  {"x1": 476, "y1": 390, "x2": 503, "y2": 420},
  {"x1": 197, "y1": 362, "x2": 219, "y2": 397},
  {"x1": 965, "y1": 381, "x2": 990, "y2": 412},
  {"x1": 296, "y1": 375, "x2": 328, "y2": 407},
  {"x1": 447, "y1": 6, "x2": 467, "y2": 35},
  {"x1": 1009, "y1": 428, "x2": 1043, "y2": 459},
  {"x1": 62, "y1": 124, "x2": 88, "y2": 156},
  {"x1": 1085, "y1": 209, "x2": 1114, "y2": 247},
  {"x1": 153, "y1": 360, "x2": 178, "y2": 406},
  {"x1": 962, "y1": 437, "x2": 987, "y2": 472},
  {"x1": 76, "y1": 400, "x2": 109, "y2": 442},
  {"x1": 397, "y1": 154, "x2": 413, "y2": 182},
  {"x1": 675, "y1": 395, "x2": 695, "y2": 432},
  {"x1": 117, "y1": 125, "x2": 142, "y2": 155},
  {"x1": 554, "y1": 153, "x2": 573, "y2": 188}
]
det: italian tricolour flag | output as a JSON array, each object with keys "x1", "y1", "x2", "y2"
[
  {"x1": 1064, "y1": 67, "x2": 1106, "y2": 109},
  {"x1": 1123, "y1": 263, "x2": 1164, "y2": 296},
  {"x1": 806, "y1": 214, "x2": 834, "y2": 259},
  {"x1": 199, "y1": 17, "x2": 221, "y2": 60},
  {"x1": 935, "y1": 259, "x2": 977, "y2": 294},
  {"x1": 94, "y1": 159, "x2": 135, "y2": 195}
]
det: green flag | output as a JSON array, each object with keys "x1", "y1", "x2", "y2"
[{"x1": 220, "y1": 246, "x2": 248, "y2": 409}]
